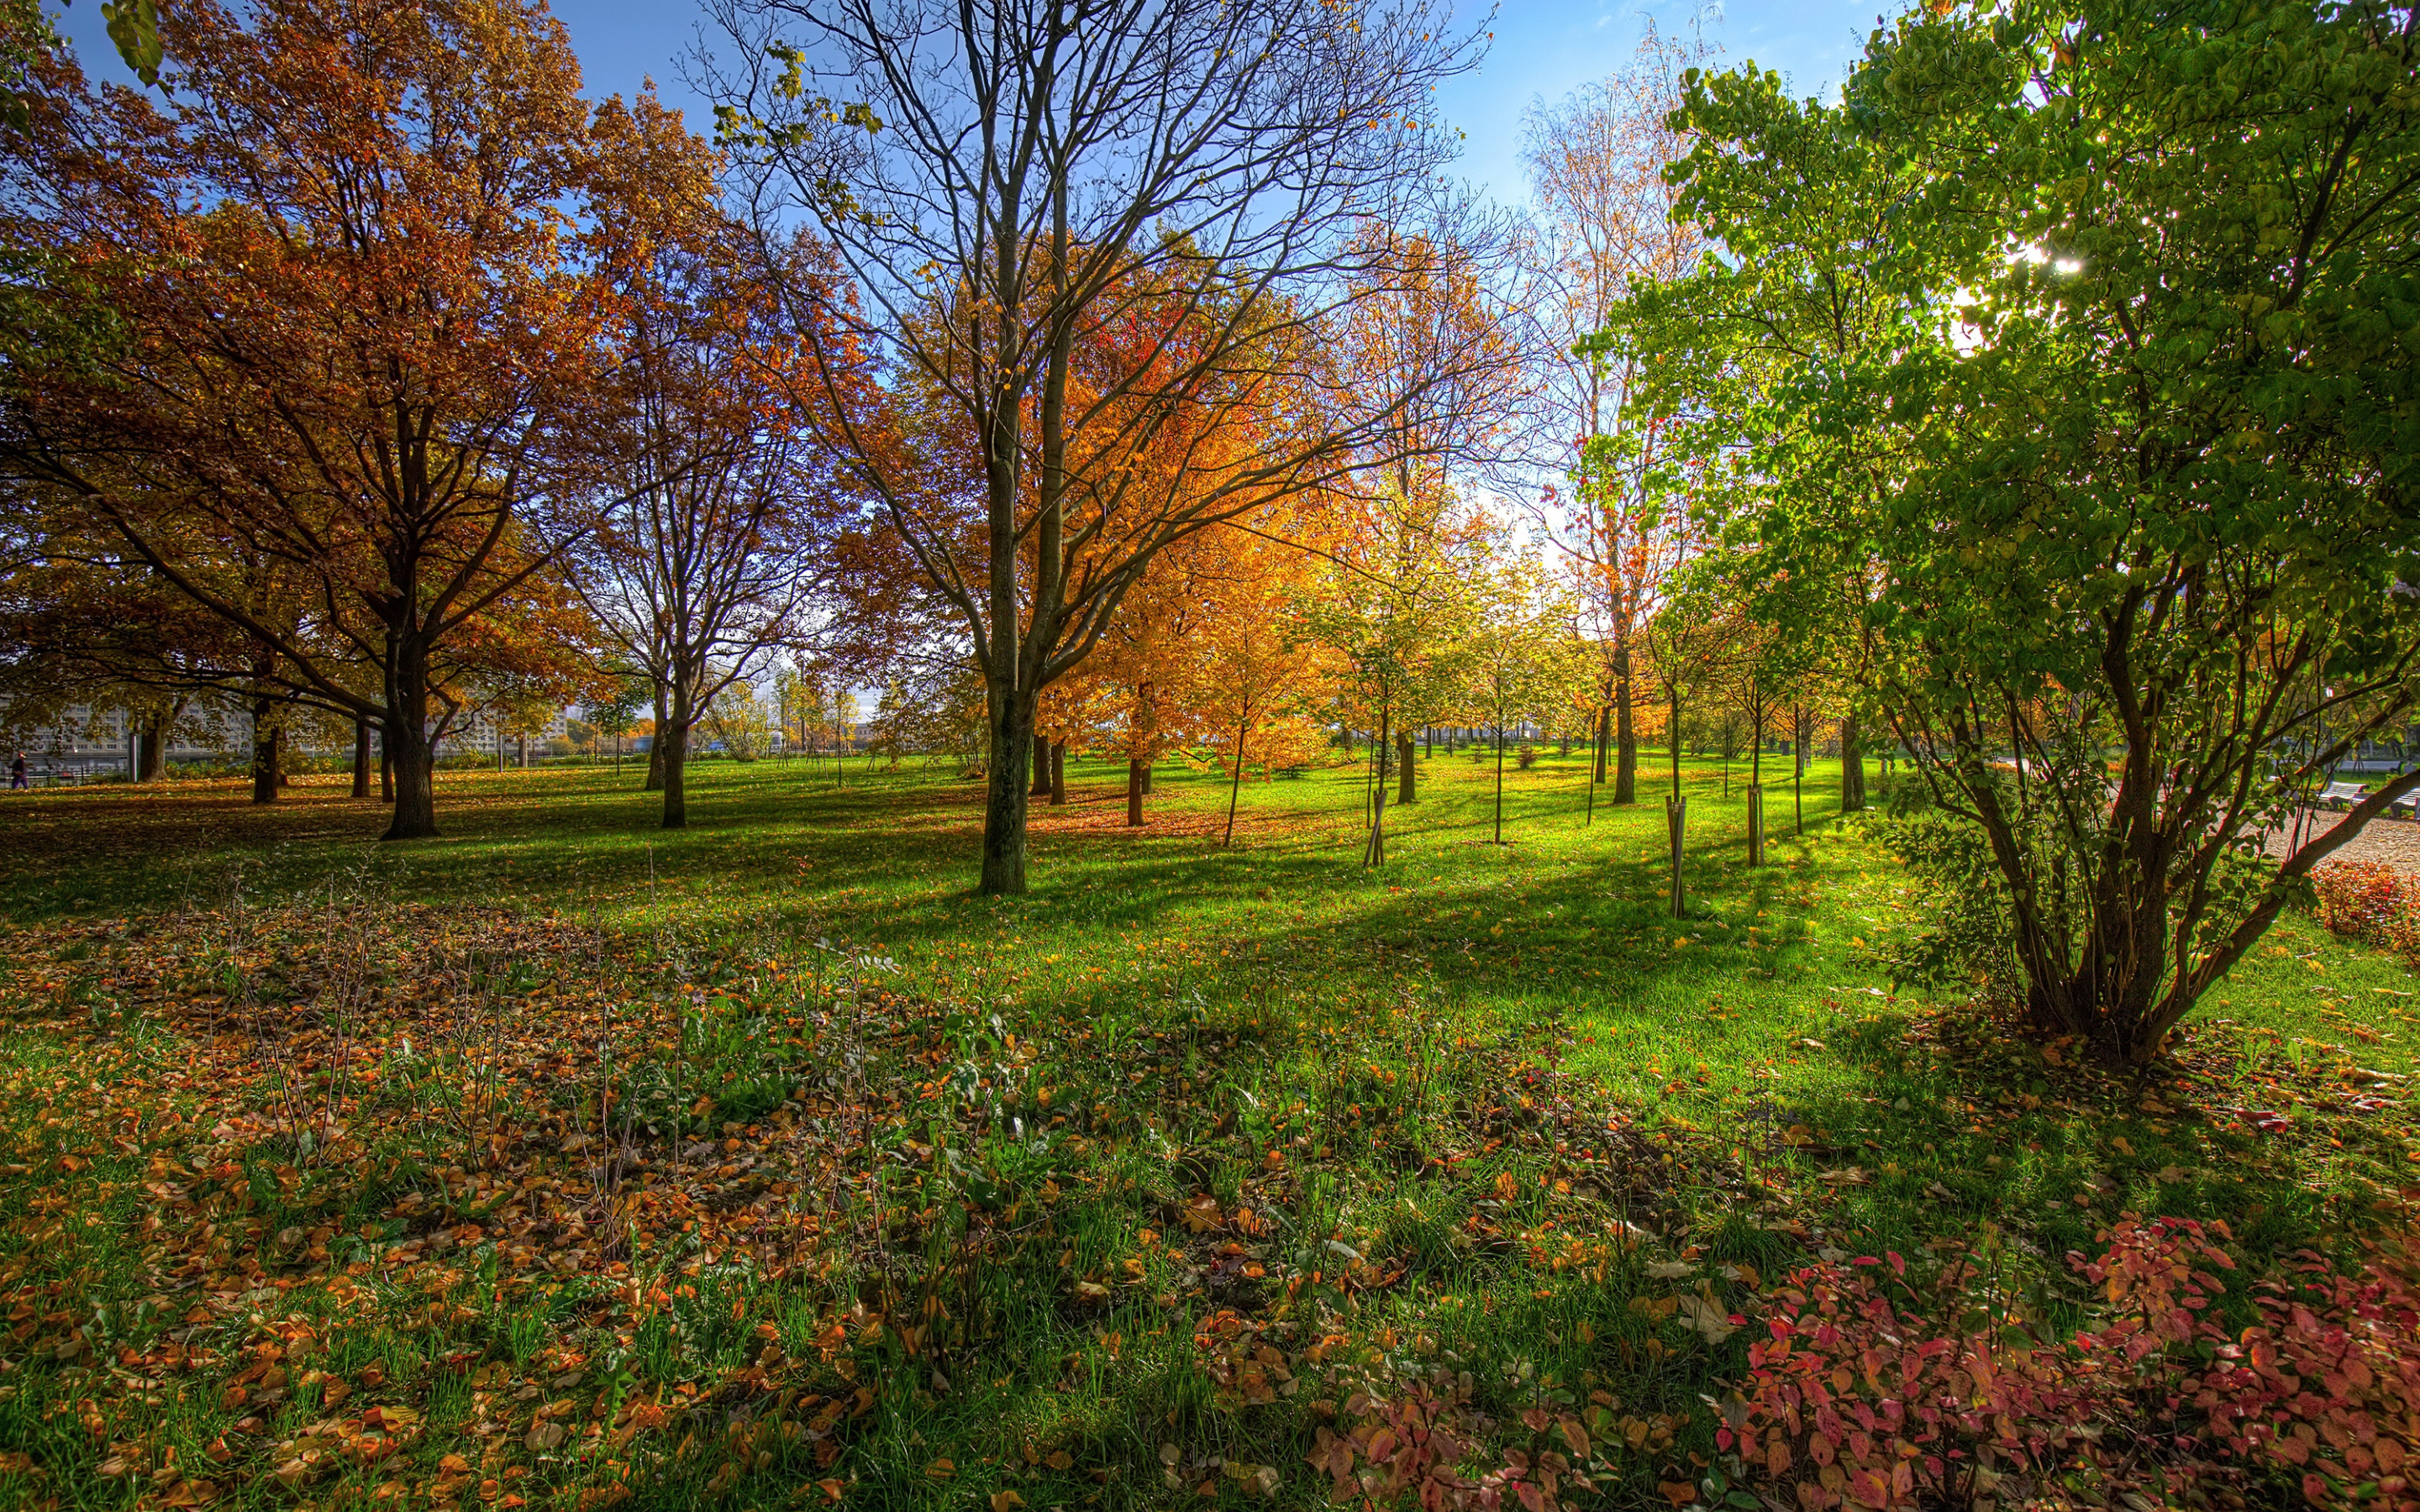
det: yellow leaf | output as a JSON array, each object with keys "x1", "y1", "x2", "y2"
[
  {"x1": 924, "y1": 1459, "x2": 955, "y2": 1480},
  {"x1": 992, "y1": 1494, "x2": 1026, "y2": 1512}
]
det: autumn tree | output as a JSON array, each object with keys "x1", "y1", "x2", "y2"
[
  {"x1": 704, "y1": 0, "x2": 1504, "y2": 894},
  {"x1": 1192, "y1": 520, "x2": 1338, "y2": 846},
  {"x1": 1523, "y1": 23, "x2": 1710, "y2": 806},
  {"x1": 566, "y1": 97, "x2": 860, "y2": 829},
  {"x1": 1460, "y1": 549, "x2": 1583, "y2": 848},
  {"x1": 0, "y1": 0, "x2": 631, "y2": 839},
  {"x1": 1328, "y1": 214, "x2": 1528, "y2": 818}
]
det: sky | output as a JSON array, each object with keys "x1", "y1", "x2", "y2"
[{"x1": 46, "y1": 0, "x2": 1884, "y2": 209}]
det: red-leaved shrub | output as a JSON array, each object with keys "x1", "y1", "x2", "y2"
[
  {"x1": 1725, "y1": 1218, "x2": 2420, "y2": 1510},
  {"x1": 1719, "y1": 1248, "x2": 2112, "y2": 1509},
  {"x1": 2312, "y1": 861, "x2": 2411, "y2": 946}
]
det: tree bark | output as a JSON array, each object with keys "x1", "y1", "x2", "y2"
[
  {"x1": 381, "y1": 640, "x2": 441, "y2": 838},
  {"x1": 1032, "y1": 732, "x2": 1053, "y2": 795},
  {"x1": 1050, "y1": 740, "x2": 1065, "y2": 806},
  {"x1": 1127, "y1": 758, "x2": 1147, "y2": 826},
  {"x1": 643, "y1": 687, "x2": 667, "y2": 791},
  {"x1": 380, "y1": 735, "x2": 393, "y2": 803},
  {"x1": 1224, "y1": 718, "x2": 1247, "y2": 845},
  {"x1": 1613, "y1": 637, "x2": 1639, "y2": 805},
  {"x1": 1840, "y1": 711, "x2": 1866, "y2": 811},
  {"x1": 1397, "y1": 731, "x2": 1416, "y2": 805},
  {"x1": 135, "y1": 703, "x2": 176, "y2": 782},
  {"x1": 352, "y1": 716, "x2": 371, "y2": 798},
  {"x1": 980, "y1": 689, "x2": 1036, "y2": 892},
  {"x1": 660, "y1": 670, "x2": 697, "y2": 828},
  {"x1": 660, "y1": 723, "x2": 691, "y2": 827},
  {"x1": 1493, "y1": 722, "x2": 1506, "y2": 844},
  {"x1": 250, "y1": 701, "x2": 280, "y2": 806}
]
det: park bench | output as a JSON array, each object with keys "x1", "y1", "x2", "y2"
[
  {"x1": 1276, "y1": 764, "x2": 1307, "y2": 780},
  {"x1": 2317, "y1": 780, "x2": 2370, "y2": 811}
]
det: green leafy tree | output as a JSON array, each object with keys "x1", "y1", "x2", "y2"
[{"x1": 1632, "y1": 0, "x2": 2420, "y2": 1063}]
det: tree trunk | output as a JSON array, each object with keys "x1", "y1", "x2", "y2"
[
  {"x1": 979, "y1": 687, "x2": 1035, "y2": 893},
  {"x1": 1613, "y1": 638, "x2": 1639, "y2": 805},
  {"x1": 1493, "y1": 722, "x2": 1507, "y2": 844},
  {"x1": 250, "y1": 702, "x2": 280, "y2": 806},
  {"x1": 352, "y1": 716, "x2": 371, "y2": 798},
  {"x1": 380, "y1": 735, "x2": 394, "y2": 803},
  {"x1": 660, "y1": 722, "x2": 692, "y2": 828},
  {"x1": 1225, "y1": 719, "x2": 1247, "y2": 844},
  {"x1": 1669, "y1": 688, "x2": 1682, "y2": 801},
  {"x1": 1032, "y1": 732, "x2": 1053, "y2": 795},
  {"x1": 1593, "y1": 706, "x2": 1610, "y2": 784},
  {"x1": 1050, "y1": 740, "x2": 1066, "y2": 805},
  {"x1": 1397, "y1": 731, "x2": 1415, "y2": 805},
  {"x1": 1141, "y1": 763, "x2": 1154, "y2": 795},
  {"x1": 661, "y1": 673, "x2": 695, "y2": 828},
  {"x1": 1128, "y1": 758, "x2": 1147, "y2": 827},
  {"x1": 517, "y1": 734, "x2": 529, "y2": 770},
  {"x1": 1840, "y1": 711, "x2": 1867, "y2": 812},
  {"x1": 644, "y1": 687, "x2": 667, "y2": 791},
  {"x1": 135, "y1": 706, "x2": 173, "y2": 782},
  {"x1": 1667, "y1": 795, "x2": 1687, "y2": 917},
  {"x1": 382, "y1": 643, "x2": 440, "y2": 838}
]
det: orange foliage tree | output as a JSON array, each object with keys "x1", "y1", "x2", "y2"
[
  {"x1": 0, "y1": 0, "x2": 629, "y2": 837},
  {"x1": 706, "y1": 0, "x2": 1497, "y2": 892}
]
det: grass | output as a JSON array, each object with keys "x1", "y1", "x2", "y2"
[{"x1": 0, "y1": 745, "x2": 2413, "y2": 1510}]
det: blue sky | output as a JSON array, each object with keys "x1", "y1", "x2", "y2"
[{"x1": 47, "y1": 0, "x2": 1882, "y2": 207}]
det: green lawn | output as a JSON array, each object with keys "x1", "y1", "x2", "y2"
[{"x1": 0, "y1": 748, "x2": 2412, "y2": 1509}]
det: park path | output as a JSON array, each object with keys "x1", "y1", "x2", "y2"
[{"x1": 2266, "y1": 813, "x2": 2420, "y2": 876}]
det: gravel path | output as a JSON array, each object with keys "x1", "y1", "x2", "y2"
[{"x1": 2265, "y1": 812, "x2": 2420, "y2": 876}]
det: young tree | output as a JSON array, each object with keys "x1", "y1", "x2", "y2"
[
  {"x1": 703, "y1": 0, "x2": 1498, "y2": 894},
  {"x1": 1523, "y1": 23, "x2": 1709, "y2": 806},
  {"x1": 0, "y1": 0, "x2": 622, "y2": 839},
  {"x1": 1650, "y1": 0, "x2": 2420, "y2": 1063},
  {"x1": 590, "y1": 674, "x2": 648, "y2": 774},
  {"x1": 569, "y1": 96, "x2": 860, "y2": 829},
  {"x1": 1192, "y1": 523, "x2": 1338, "y2": 845},
  {"x1": 1462, "y1": 549, "x2": 1582, "y2": 848}
]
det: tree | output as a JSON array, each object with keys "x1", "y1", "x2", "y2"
[
  {"x1": 1, "y1": 0, "x2": 619, "y2": 839},
  {"x1": 568, "y1": 95, "x2": 860, "y2": 828},
  {"x1": 704, "y1": 680, "x2": 773, "y2": 761},
  {"x1": 1193, "y1": 522, "x2": 1338, "y2": 846},
  {"x1": 1461, "y1": 549, "x2": 1582, "y2": 847},
  {"x1": 1306, "y1": 478, "x2": 1489, "y2": 862},
  {"x1": 1328, "y1": 215, "x2": 1528, "y2": 826},
  {"x1": 590, "y1": 674, "x2": 649, "y2": 773},
  {"x1": 1523, "y1": 23, "x2": 1709, "y2": 806},
  {"x1": 1648, "y1": 0, "x2": 2420, "y2": 1063},
  {"x1": 704, "y1": 0, "x2": 1498, "y2": 894}
]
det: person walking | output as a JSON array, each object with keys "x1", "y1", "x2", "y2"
[{"x1": 8, "y1": 752, "x2": 27, "y2": 790}]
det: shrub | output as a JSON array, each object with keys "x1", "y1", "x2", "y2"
[
  {"x1": 2312, "y1": 861, "x2": 2409, "y2": 945},
  {"x1": 1720, "y1": 1247, "x2": 2108, "y2": 1510},
  {"x1": 1516, "y1": 746, "x2": 1539, "y2": 770},
  {"x1": 1723, "y1": 1219, "x2": 2420, "y2": 1510}
]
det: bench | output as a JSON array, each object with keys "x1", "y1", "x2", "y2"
[{"x1": 2318, "y1": 780, "x2": 2420, "y2": 817}]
